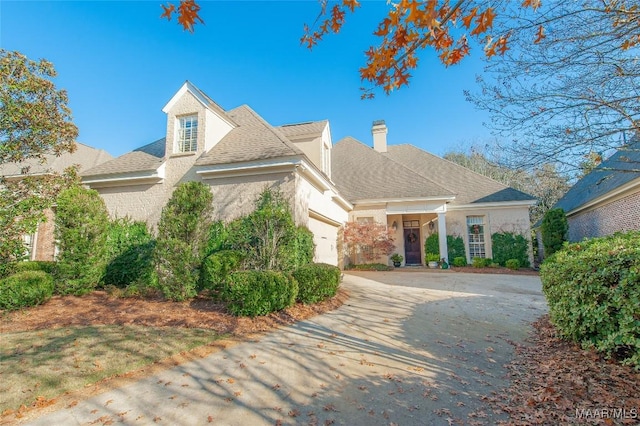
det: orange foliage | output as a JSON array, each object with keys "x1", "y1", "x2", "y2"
[
  {"x1": 161, "y1": 0, "x2": 555, "y2": 96},
  {"x1": 160, "y1": 0, "x2": 203, "y2": 33}
]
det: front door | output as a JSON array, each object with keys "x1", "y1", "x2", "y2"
[{"x1": 403, "y1": 225, "x2": 421, "y2": 265}]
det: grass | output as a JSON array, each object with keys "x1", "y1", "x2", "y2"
[{"x1": 0, "y1": 325, "x2": 221, "y2": 412}]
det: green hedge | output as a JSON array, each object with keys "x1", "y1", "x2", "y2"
[
  {"x1": 200, "y1": 250, "x2": 244, "y2": 298},
  {"x1": 224, "y1": 271, "x2": 298, "y2": 317},
  {"x1": 292, "y1": 263, "x2": 341, "y2": 304},
  {"x1": 505, "y1": 259, "x2": 520, "y2": 270},
  {"x1": 452, "y1": 257, "x2": 467, "y2": 267},
  {"x1": 345, "y1": 263, "x2": 392, "y2": 271},
  {"x1": 491, "y1": 232, "x2": 530, "y2": 267},
  {"x1": 540, "y1": 231, "x2": 640, "y2": 368},
  {"x1": 0, "y1": 271, "x2": 54, "y2": 311},
  {"x1": 103, "y1": 219, "x2": 156, "y2": 289},
  {"x1": 55, "y1": 186, "x2": 110, "y2": 295},
  {"x1": 425, "y1": 233, "x2": 466, "y2": 261}
]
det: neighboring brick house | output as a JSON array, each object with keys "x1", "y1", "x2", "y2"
[
  {"x1": 332, "y1": 121, "x2": 537, "y2": 266},
  {"x1": 554, "y1": 139, "x2": 640, "y2": 242},
  {"x1": 81, "y1": 82, "x2": 351, "y2": 265},
  {"x1": 81, "y1": 82, "x2": 536, "y2": 267},
  {"x1": 0, "y1": 143, "x2": 113, "y2": 261}
]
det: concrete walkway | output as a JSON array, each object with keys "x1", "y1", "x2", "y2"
[{"x1": 25, "y1": 271, "x2": 546, "y2": 425}]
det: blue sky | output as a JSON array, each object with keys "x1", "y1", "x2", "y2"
[{"x1": 1, "y1": 1, "x2": 493, "y2": 158}]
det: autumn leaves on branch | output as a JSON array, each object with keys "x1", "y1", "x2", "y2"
[{"x1": 160, "y1": 0, "x2": 546, "y2": 97}]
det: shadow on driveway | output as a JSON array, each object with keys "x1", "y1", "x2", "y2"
[{"x1": 23, "y1": 271, "x2": 547, "y2": 426}]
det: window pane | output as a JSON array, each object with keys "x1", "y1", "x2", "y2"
[
  {"x1": 467, "y1": 216, "x2": 486, "y2": 258},
  {"x1": 177, "y1": 115, "x2": 198, "y2": 153}
]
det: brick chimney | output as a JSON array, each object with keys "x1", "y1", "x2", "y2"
[{"x1": 372, "y1": 120, "x2": 388, "y2": 153}]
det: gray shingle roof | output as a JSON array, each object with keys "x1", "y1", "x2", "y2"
[
  {"x1": 331, "y1": 137, "x2": 455, "y2": 202},
  {"x1": 82, "y1": 138, "x2": 165, "y2": 177},
  {"x1": 1, "y1": 142, "x2": 112, "y2": 177},
  {"x1": 196, "y1": 105, "x2": 304, "y2": 166},
  {"x1": 555, "y1": 139, "x2": 640, "y2": 214},
  {"x1": 277, "y1": 120, "x2": 328, "y2": 138},
  {"x1": 385, "y1": 144, "x2": 536, "y2": 205}
]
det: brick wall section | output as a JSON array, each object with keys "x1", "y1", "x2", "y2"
[
  {"x1": 568, "y1": 189, "x2": 640, "y2": 242},
  {"x1": 34, "y1": 208, "x2": 56, "y2": 261}
]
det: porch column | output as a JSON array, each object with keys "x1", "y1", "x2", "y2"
[{"x1": 437, "y1": 212, "x2": 448, "y2": 263}]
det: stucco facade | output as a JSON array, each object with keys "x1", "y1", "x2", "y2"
[
  {"x1": 82, "y1": 82, "x2": 350, "y2": 266},
  {"x1": 80, "y1": 83, "x2": 535, "y2": 269}
]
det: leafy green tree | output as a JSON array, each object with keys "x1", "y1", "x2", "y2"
[
  {"x1": 55, "y1": 186, "x2": 110, "y2": 295},
  {"x1": 154, "y1": 181, "x2": 213, "y2": 301},
  {"x1": 540, "y1": 208, "x2": 568, "y2": 257},
  {"x1": 0, "y1": 50, "x2": 79, "y2": 262}
]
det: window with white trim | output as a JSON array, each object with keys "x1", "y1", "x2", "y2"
[
  {"x1": 176, "y1": 115, "x2": 198, "y2": 153},
  {"x1": 467, "y1": 216, "x2": 486, "y2": 259}
]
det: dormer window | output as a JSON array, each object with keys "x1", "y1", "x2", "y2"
[{"x1": 177, "y1": 115, "x2": 198, "y2": 153}]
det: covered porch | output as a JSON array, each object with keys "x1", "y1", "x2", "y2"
[{"x1": 385, "y1": 200, "x2": 450, "y2": 266}]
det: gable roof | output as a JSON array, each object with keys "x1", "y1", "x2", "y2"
[
  {"x1": 82, "y1": 138, "x2": 165, "y2": 177},
  {"x1": 1, "y1": 142, "x2": 112, "y2": 178},
  {"x1": 277, "y1": 120, "x2": 328, "y2": 139},
  {"x1": 332, "y1": 137, "x2": 455, "y2": 202},
  {"x1": 195, "y1": 105, "x2": 304, "y2": 166},
  {"x1": 162, "y1": 81, "x2": 236, "y2": 127},
  {"x1": 554, "y1": 139, "x2": 640, "y2": 214},
  {"x1": 384, "y1": 144, "x2": 536, "y2": 206}
]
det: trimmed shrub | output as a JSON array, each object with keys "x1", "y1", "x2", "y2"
[
  {"x1": 104, "y1": 219, "x2": 156, "y2": 289},
  {"x1": 505, "y1": 259, "x2": 521, "y2": 270},
  {"x1": 13, "y1": 261, "x2": 57, "y2": 275},
  {"x1": 452, "y1": 257, "x2": 467, "y2": 267},
  {"x1": 293, "y1": 263, "x2": 341, "y2": 304},
  {"x1": 425, "y1": 233, "x2": 439, "y2": 257},
  {"x1": 0, "y1": 271, "x2": 54, "y2": 311},
  {"x1": 425, "y1": 233, "x2": 466, "y2": 261},
  {"x1": 541, "y1": 208, "x2": 568, "y2": 257},
  {"x1": 472, "y1": 257, "x2": 487, "y2": 268},
  {"x1": 205, "y1": 220, "x2": 230, "y2": 256},
  {"x1": 540, "y1": 231, "x2": 640, "y2": 368},
  {"x1": 155, "y1": 182, "x2": 213, "y2": 301},
  {"x1": 447, "y1": 235, "x2": 466, "y2": 260},
  {"x1": 0, "y1": 263, "x2": 15, "y2": 279},
  {"x1": 55, "y1": 186, "x2": 110, "y2": 295},
  {"x1": 224, "y1": 270, "x2": 298, "y2": 317},
  {"x1": 491, "y1": 232, "x2": 530, "y2": 267},
  {"x1": 283, "y1": 226, "x2": 315, "y2": 271},
  {"x1": 345, "y1": 263, "x2": 392, "y2": 271},
  {"x1": 200, "y1": 250, "x2": 245, "y2": 298}
]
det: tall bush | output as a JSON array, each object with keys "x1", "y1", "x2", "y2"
[
  {"x1": 103, "y1": 218, "x2": 156, "y2": 288},
  {"x1": 55, "y1": 186, "x2": 109, "y2": 295},
  {"x1": 425, "y1": 233, "x2": 466, "y2": 261},
  {"x1": 541, "y1": 208, "x2": 568, "y2": 257},
  {"x1": 155, "y1": 181, "x2": 213, "y2": 301},
  {"x1": 540, "y1": 231, "x2": 640, "y2": 368},
  {"x1": 227, "y1": 188, "x2": 303, "y2": 271},
  {"x1": 491, "y1": 232, "x2": 530, "y2": 267}
]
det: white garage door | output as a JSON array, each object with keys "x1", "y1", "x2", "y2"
[{"x1": 308, "y1": 217, "x2": 339, "y2": 266}]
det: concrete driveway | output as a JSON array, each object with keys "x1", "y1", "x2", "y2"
[{"x1": 25, "y1": 271, "x2": 546, "y2": 425}]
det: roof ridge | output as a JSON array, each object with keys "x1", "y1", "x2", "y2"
[
  {"x1": 339, "y1": 137, "x2": 455, "y2": 196},
  {"x1": 238, "y1": 105, "x2": 304, "y2": 156}
]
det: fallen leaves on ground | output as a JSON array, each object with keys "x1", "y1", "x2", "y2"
[
  {"x1": 490, "y1": 315, "x2": 640, "y2": 425},
  {"x1": 0, "y1": 289, "x2": 348, "y2": 335}
]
